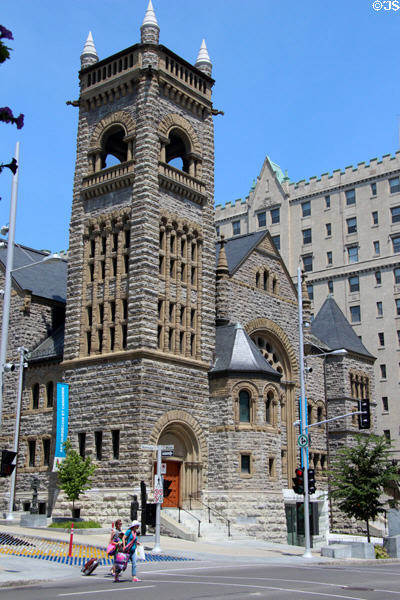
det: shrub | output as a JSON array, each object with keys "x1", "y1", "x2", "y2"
[{"x1": 49, "y1": 520, "x2": 101, "y2": 529}]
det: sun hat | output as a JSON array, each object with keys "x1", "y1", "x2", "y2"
[{"x1": 129, "y1": 520, "x2": 140, "y2": 528}]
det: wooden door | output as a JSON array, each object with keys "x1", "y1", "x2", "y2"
[{"x1": 155, "y1": 461, "x2": 180, "y2": 508}]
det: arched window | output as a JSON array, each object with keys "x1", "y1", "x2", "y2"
[
  {"x1": 263, "y1": 270, "x2": 269, "y2": 291},
  {"x1": 100, "y1": 125, "x2": 128, "y2": 169},
  {"x1": 255, "y1": 271, "x2": 260, "y2": 288},
  {"x1": 307, "y1": 404, "x2": 312, "y2": 425},
  {"x1": 32, "y1": 384, "x2": 39, "y2": 410},
  {"x1": 317, "y1": 405, "x2": 323, "y2": 423},
  {"x1": 252, "y1": 334, "x2": 285, "y2": 377},
  {"x1": 165, "y1": 128, "x2": 191, "y2": 173},
  {"x1": 266, "y1": 391, "x2": 273, "y2": 424},
  {"x1": 239, "y1": 390, "x2": 251, "y2": 423},
  {"x1": 46, "y1": 381, "x2": 54, "y2": 408}
]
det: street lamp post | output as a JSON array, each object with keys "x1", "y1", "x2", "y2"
[
  {"x1": 297, "y1": 265, "x2": 312, "y2": 558},
  {"x1": 0, "y1": 142, "x2": 19, "y2": 431}
]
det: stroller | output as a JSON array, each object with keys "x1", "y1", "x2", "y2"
[{"x1": 114, "y1": 551, "x2": 129, "y2": 582}]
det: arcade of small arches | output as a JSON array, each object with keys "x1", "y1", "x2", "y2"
[{"x1": 255, "y1": 267, "x2": 279, "y2": 296}]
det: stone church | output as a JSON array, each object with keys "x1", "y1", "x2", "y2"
[{"x1": 0, "y1": 2, "x2": 375, "y2": 545}]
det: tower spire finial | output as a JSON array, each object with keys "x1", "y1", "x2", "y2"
[
  {"x1": 80, "y1": 31, "x2": 98, "y2": 68},
  {"x1": 195, "y1": 39, "x2": 212, "y2": 76},
  {"x1": 141, "y1": 0, "x2": 160, "y2": 44}
]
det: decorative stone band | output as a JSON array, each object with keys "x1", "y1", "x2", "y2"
[
  {"x1": 158, "y1": 162, "x2": 206, "y2": 206},
  {"x1": 81, "y1": 160, "x2": 135, "y2": 199}
]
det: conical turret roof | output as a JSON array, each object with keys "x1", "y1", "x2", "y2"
[{"x1": 311, "y1": 295, "x2": 374, "y2": 359}]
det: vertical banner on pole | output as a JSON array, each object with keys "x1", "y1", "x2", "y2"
[
  {"x1": 53, "y1": 383, "x2": 69, "y2": 471},
  {"x1": 299, "y1": 396, "x2": 309, "y2": 469}
]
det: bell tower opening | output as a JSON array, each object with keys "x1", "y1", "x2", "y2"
[
  {"x1": 165, "y1": 128, "x2": 191, "y2": 173},
  {"x1": 101, "y1": 125, "x2": 128, "y2": 169}
]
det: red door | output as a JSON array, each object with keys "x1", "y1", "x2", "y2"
[{"x1": 155, "y1": 461, "x2": 180, "y2": 507}]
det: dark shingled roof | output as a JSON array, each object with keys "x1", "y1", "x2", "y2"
[
  {"x1": 27, "y1": 325, "x2": 64, "y2": 363},
  {"x1": 0, "y1": 244, "x2": 67, "y2": 303},
  {"x1": 311, "y1": 295, "x2": 374, "y2": 359},
  {"x1": 210, "y1": 322, "x2": 281, "y2": 380},
  {"x1": 216, "y1": 231, "x2": 267, "y2": 274}
]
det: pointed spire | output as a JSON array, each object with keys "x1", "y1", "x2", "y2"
[
  {"x1": 216, "y1": 236, "x2": 229, "y2": 280},
  {"x1": 141, "y1": 0, "x2": 160, "y2": 44},
  {"x1": 80, "y1": 31, "x2": 98, "y2": 68},
  {"x1": 195, "y1": 39, "x2": 212, "y2": 76}
]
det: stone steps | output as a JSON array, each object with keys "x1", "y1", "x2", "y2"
[{"x1": 162, "y1": 508, "x2": 247, "y2": 542}]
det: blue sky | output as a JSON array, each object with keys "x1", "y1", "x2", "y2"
[{"x1": 1, "y1": 0, "x2": 399, "y2": 251}]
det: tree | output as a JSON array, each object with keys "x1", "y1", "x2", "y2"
[
  {"x1": 56, "y1": 439, "x2": 96, "y2": 517},
  {"x1": 329, "y1": 434, "x2": 399, "y2": 542}
]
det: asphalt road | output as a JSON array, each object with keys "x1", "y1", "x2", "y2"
[{"x1": 1, "y1": 559, "x2": 400, "y2": 599}]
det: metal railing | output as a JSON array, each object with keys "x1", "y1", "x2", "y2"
[
  {"x1": 188, "y1": 494, "x2": 231, "y2": 537},
  {"x1": 177, "y1": 506, "x2": 201, "y2": 538}
]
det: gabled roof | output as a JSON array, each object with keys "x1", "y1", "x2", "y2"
[
  {"x1": 0, "y1": 243, "x2": 67, "y2": 303},
  {"x1": 210, "y1": 322, "x2": 281, "y2": 380},
  {"x1": 311, "y1": 295, "x2": 374, "y2": 360},
  {"x1": 216, "y1": 231, "x2": 268, "y2": 274},
  {"x1": 27, "y1": 325, "x2": 64, "y2": 363}
]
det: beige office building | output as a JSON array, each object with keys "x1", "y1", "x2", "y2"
[{"x1": 215, "y1": 152, "x2": 400, "y2": 456}]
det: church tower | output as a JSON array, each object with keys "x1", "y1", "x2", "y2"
[{"x1": 62, "y1": 2, "x2": 216, "y2": 516}]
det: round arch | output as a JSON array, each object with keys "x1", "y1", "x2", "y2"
[
  {"x1": 89, "y1": 110, "x2": 136, "y2": 150},
  {"x1": 245, "y1": 317, "x2": 298, "y2": 381},
  {"x1": 158, "y1": 113, "x2": 202, "y2": 156},
  {"x1": 150, "y1": 410, "x2": 207, "y2": 506}
]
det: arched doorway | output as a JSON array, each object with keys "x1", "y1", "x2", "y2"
[{"x1": 153, "y1": 418, "x2": 203, "y2": 508}]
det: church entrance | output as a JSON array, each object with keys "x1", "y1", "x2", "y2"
[
  {"x1": 155, "y1": 418, "x2": 203, "y2": 508},
  {"x1": 154, "y1": 460, "x2": 181, "y2": 507}
]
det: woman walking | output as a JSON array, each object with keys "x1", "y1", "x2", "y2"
[{"x1": 123, "y1": 520, "x2": 141, "y2": 582}]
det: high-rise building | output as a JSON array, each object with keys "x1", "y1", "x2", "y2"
[{"x1": 215, "y1": 153, "x2": 400, "y2": 456}]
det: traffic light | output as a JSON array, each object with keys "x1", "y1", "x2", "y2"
[
  {"x1": 358, "y1": 399, "x2": 371, "y2": 430},
  {"x1": 163, "y1": 478, "x2": 172, "y2": 498},
  {"x1": 0, "y1": 450, "x2": 16, "y2": 477},
  {"x1": 292, "y1": 467, "x2": 304, "y2": 495},
  {"x1": 308, "y1": 468, "x2": 316, "y2": 494}
]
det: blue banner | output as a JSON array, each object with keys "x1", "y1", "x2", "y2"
[{"x1": 53, "y1": 383, "x2": 69, "y2": 471}]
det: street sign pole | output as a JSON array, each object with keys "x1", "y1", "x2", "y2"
[
  {"x1": 141, "y1": 443, "x2": 174, "y2": 554},
  {"x1": 153, "y1": 446, "x2": 162, "y2": 553}
]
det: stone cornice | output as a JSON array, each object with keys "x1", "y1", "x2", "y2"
[{"x1": 61, "y1": 347, "x2": 210, "y2": 371}]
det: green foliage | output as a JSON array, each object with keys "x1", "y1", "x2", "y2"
[
  {"x1": 56, "y1": 439, "x2": 96, "y2": 514},
  {"x1": 375, "y1": 544, "x2": 390, "y2": 559},
  {"x1": 329, "y1": 434, "x2": 399, "y2": 541},
  {"x1": 49, "y1": 520, "x2": 101, "y2": 529}
]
